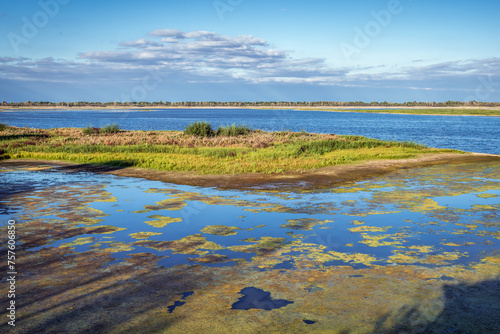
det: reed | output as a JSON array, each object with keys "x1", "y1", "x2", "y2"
[{"x1": 0, "y1": 124, "x2": 457, "y2": 175}]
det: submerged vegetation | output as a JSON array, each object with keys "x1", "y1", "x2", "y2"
[{"x1": 0, "y1": 122, "x2": 457, "y2": 174}]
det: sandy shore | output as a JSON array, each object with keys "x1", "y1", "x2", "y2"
[{"x1": 2, "y1": 153, "x2": 499, "y2": 190}]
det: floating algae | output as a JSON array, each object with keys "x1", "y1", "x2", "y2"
[
  {"x1": 201, "y1": 225, "x2": 242, "y2": 236},
  {"x1": 1, "y1": 162, "x2": 499, "y2": 333},
  {"x1": 135, "y1": 234, "x2": 224, "y2": 254},
  {"x1": 144, "y1": 215, "x2": 183, "y2": 228},
  {"x1": 130, "y1": 232, "x2": 163, "y2": 239},
  {"x1": 281, "y1": 218, "x2": 333, "y2": 231}
]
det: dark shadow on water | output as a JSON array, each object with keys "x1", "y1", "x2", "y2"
[
  {"x1": 373, "y1": 279, "x2": 500, "y2": 334},
  {"x1": 56, "y1": 160, "x2": 135, "y2": 171},
  {"x1": 167, "y1": 291, "x2": 194, "y2": 313},
  {"x1": 231, "y1": 287, "x2": 294, "y2": 310}
]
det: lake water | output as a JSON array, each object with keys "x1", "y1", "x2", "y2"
[
  {"x1": 1, "y1": 108, "x2": 499, "y2": 154},
  {"x1": 1, "y1": 162, "x2": 499, "y2": 332},
  {"x1": 1, "y1": 108, "x2": 499, "y2": 332}
]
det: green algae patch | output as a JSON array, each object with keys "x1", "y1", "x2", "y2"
[
  {"x1": 144, "y1": 215, "x2": 183, "y2": 227},
  {"x1": 388, "y1": 250, "x2": 467, "y2": 265},
  {"x1": 133, "y1": 198, "x2": 187, "y2": 213},
  {"x1": 281, "y1": 218, "x2": 333, "y2": 231},
  {"x1": 102, "y1": 241, "x2": 135, "y2": 253},
  {"x1": 201, "y1": 225, "x2": 242, "y2": 236},
  {"x1": 130, "y1": 232, "x2": 163, "y2": 239},
  {"x1": 246, "y1": 224, "x2": 266, "y2": 231},
  {"x1": 441, "y1": 241, "x2": 475, "y2": 247},
  {"x1": 135, "y1": 234, "x2": 224, "y2": 255},
  {"x1": 327, "y1": 250, "x2": 381, "y2": 267},
  {"x1": 476, "y1": 193, "x2": 498, "y2": 199},
  {"x1": 351, "y1": 220, "x2": 365, "y2": 225},
  {"x1": 90, "y1": 225, "x2": 127, "y2": 234},
  {"x1": 188, "y1": 254, "x2": 241, "y2": 264},
  {"x1": 60, "y1": 237, "x2": 96, "y2": 248},
  {"x1": 349, "y1": 225, "x2": 392, "y2": 233},
  {"x1": 358, "y1": 232, "x2": 408, "y2": 247},
  {"x1": 228, "y1": 237, "x2": 289, "y2": 255}
]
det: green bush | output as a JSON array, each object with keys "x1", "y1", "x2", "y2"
[
  {"x1": 0, "y1": 123, "x2": 9, "y2": 131},
  {"x1": 216, "y1": 124, "x2": 252, "y2": 137},
  {"x1": 101, "y1": 123, "x2": 121, "y2": 134},
  {"x1": 83, "y1": 126, "x2": 100, "y2": 135},
  {"x1": 184, "y1": 121, "x2": 215, "y2": 137}
]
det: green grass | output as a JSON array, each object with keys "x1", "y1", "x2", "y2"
[
  {"x1": 0, "y1": 124, "x2": 458, "y2": 175},
  {"x1": 0, "y1": 123, "x2": 9, "y2": 131}
]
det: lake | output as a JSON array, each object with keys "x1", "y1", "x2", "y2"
[
  {"x1": 1, "y1": 108, "x2": 500, "y2": 154},
  {"x1": 1, "y1": 108, "x2": 499, "y2": 332}
]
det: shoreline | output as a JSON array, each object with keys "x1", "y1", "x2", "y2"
[
  {"x1": 2, "y1": 153, "x2": 499, "y2": 190},
  {"x1": 1, "y1": 105, "x2": 499, "y2": 117}
]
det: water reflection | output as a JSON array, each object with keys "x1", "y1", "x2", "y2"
[
  {"x1": 1, "y1": 162, "x2": 499, "y2": 332},
  {"x1": 1, "y1": 162, "x2": 498, "y2": 270}
]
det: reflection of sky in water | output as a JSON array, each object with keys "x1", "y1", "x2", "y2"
[{"x1": 1, "y1": 162, "x2": 499, "y2": 270}]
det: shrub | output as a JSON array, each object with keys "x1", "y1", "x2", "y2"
[
  {"x1": 216, "y1": 124, "x2": 252, "y2": 137},
  {"x1": 0, "y1": 123, "x2": 9, "y2": 131},
  {"x1": 83, "y1": 126, "x2": 100, "y2": 135},
  {"x1": 101, "y1": 123, "x2": 121, "y2": 134},
  {"x1": 184, "y1": 121, "x2": 215, "y2": 137}
]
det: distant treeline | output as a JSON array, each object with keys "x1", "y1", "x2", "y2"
[{"x1": 2, "y1": 100, "x2": 500, "y2": 108}]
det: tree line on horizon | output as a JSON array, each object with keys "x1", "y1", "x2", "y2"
[{"x1": 2, "y1": 100, "x2": 499, "y2": 108}]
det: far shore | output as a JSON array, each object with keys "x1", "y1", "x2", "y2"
[
  {"x1": 1, "y1": 105, "x2": 499, "y2": 116},
  {"x1": 2, "y1": 153, "x2": 498, "y2": 190}
]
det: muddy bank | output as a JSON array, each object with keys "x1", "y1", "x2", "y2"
[{"x1": 2, "y1": 153, "x2": 499, "y2": 190}]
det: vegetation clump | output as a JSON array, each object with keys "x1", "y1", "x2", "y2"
[
  {"x1": 83, "y1": 123, "x2": 121, "y2": 135},
  {"x1": 184, "y1": 122, "x2": 252, "y2": 137},
  {"x1": 184, "y1": 121, "x2": 215, "y2": 137},
  {"x1": 216, "y1": 124, "x2": 252, "y2": 137},
  {"x1": 83, "y1": 126, "x2": 100, "y2": 135},
  {"x1": 101, "y1": 123, "x2": 121, "y2": 134},
  {"x1": 0, "y1": 123, "x2": 9, "y2": 131}
]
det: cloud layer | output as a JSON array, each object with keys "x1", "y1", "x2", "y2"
[{"x1": 1, "y1": 29, "x2": 499, "y2": 101}]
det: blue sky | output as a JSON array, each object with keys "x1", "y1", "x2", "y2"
[{"x1": 1, "y1": 0, "x2": 499, "y2": 102}]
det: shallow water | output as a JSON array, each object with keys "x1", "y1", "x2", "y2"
[
  {"x1": 0, "y1": 162, "x2": 499, "y2": 332},
  {"x1": 1, "y1": 163, "x2": 498, "y2": 270},
  {"x1": 2, "y1": 108, "x2": 500, "y2": 153}
]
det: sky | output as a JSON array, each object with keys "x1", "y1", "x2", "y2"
[{"x1": 0, "y1": 0, "x2": 499, "y2": 103}]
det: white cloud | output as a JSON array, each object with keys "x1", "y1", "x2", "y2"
[{"x1": 0, "y1": 29, "x2": 498, "y2": 99}]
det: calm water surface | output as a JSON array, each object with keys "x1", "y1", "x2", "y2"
[
  {"x1": 1, "y1": 108, "x2": 499, "y2": 153},
  {"x1": 2, "y1": 162, "x2": 498, "y2": 269},
  {"x1": 1, "y1": 161, "x2": 499, "y2": 332},
  {"x1": 1, "y1": 109, "x2": 500, "y2": 332}
]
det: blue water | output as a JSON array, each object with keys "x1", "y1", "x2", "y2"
[
  {"x1": 1, "y1": 162, "x2": 499, "y2": 269},
  {"x1": 1, "y1": 108, "x2": 499, "y2": 154}
]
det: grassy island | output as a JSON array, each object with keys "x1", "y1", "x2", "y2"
[{"x1": 0, "y1": 122, "x2": 460, "y2": 176}]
